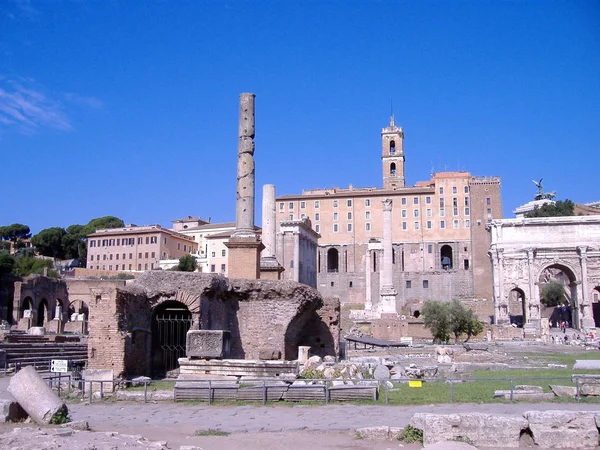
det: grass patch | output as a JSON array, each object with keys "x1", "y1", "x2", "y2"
[
  {"x1": 195, "y1": 429, "x2": 230, "y2": 437},
  {"x1": 124, "y1": 381, "x2": 174, "y2": 391}
]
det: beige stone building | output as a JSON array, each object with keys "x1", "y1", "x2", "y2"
[
  {"x1": 86, "y1": 225, "x2": 197, "y2": 272},
  {"x1": 276, "y1": 117, "x2": 503, "y2": 313}
]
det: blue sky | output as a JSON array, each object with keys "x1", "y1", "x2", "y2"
[{"x1": 1, "y1": 0, "x2": 598, "y2": 234}]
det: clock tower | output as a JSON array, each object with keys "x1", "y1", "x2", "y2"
[{"x1": 381, "y1": 115, "x2": 405, "y2": 189}]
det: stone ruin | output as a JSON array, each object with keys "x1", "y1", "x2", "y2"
[{"x1": 86, "y1": 271, "x2": 339, "y2": 379}]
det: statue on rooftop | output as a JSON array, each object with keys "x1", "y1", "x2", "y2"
[{"x1": 532, "y1": 178, "x2": 556, "y2": 201}]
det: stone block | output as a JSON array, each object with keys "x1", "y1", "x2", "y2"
[
  {"x1": 0, "y1": 399, "x2": 28, "y2": 423},
  {"x1": 515, "y1": 385, "x2": 543, "y2": 393},
  {"x1": 523, "y1": 410, "x2": 599, "y2": 448},
  {"x1": 580, "y1": 384, "x2": 600, "y2": 396},
  {"x1": 411, "y1": 413, "x2": 527, "y2": 447},
  {"x1": 573, "y1": 360, "x2": 600, "y2": 370},
  {"x1": 297, "y1": 346, "x2": 310, "y2": 364},
  {"x1": 82, "y1": 368, "x2": 115, "y2": 394},
  {"x1": 304, "y1": 355, "x2": 322, "y2": 369},
  {"x1": 549, "y1": 385, "x2": 577, "y2": 398},
  {"x1": 7, "y1": 366, "x2": 67, "y2": 425},
  {"x1": 28, "y1": 327, "x2": 45, "y2": 336},
  {"x1": 573, "y1": 374, "x2": 600, "y2": 384},
  {"x1": 355, "y1": 426, "x2": 392, "y2": 440},
  {"x1": 186, "y1": 330, "x2": 231, "y2": 359},
  {"x1": 373, "y1": 365, "x2": 390, "y2": 381},
  {"x1": 258, "y1": 348, "x2": 281, "y2": 360},
  {"x1": 502, "y1": 393, "x2": 555, "y2": 401}
]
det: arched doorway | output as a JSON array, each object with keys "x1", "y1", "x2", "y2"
[
  {"x1": 21, "y1": 296, "x2": 33, "y2": 320},
  {"x1": 327, "y1": 248, "x2": 339, "y2": 273},
  {"x1": 508, "y1": 288, "x2": 526, "y2": 327},
  {"x1": 151, "y1": 301, "x2": 192, "y2": 377},
  {"x1": 37, "y1": 299, "x2": 49, "y2": 327},
  {"x1": 441, "y1": 245, "x2": 453, "y2": 270},
  {"x1": 592, "y1": 287, "x2": 600, "y2": 327},
  {"x1": 539, "y1": 264, "x2": 576, "y2": 328}
]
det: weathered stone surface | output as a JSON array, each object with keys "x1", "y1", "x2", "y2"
[
  {"x1": 423, "y1": 442, "x2": 478, "y2": 450},
  {"x1": 580, "y1": 384, "x2": 600, "y2": 396},
  {"x1": 305, "y1": 355, "x2": 322, "y2": 369},
  {"x1": 502, "y1": 393, "x2": 555, "y2": 401},
  {"x1": 28, "y1": 327, "x2": 45, "y2": 336},
  {"x1": 63, "y1": 420, "x2": 90, "y2": 431},
  {"x1": 7, "y1": 366, "x2": 67, "y2": 425},
  {"x1": 258, "y1": 348, "x2": 281, "y2": 360},
  {"x1": 494, "y1": 389, "x2": 542, "y2": 397},
  {"x1": 573, "y1": 374, "x2": 600, "y2": 384},
  {"x1": 187, "y1": 330, "x2": 230, "y2": 359},
  {"x1": 355, "y1": 426, "x2": 393, "y2": 440},
  {"x1": 373, "y1": 365, "x2": 390, "y2": 381},
  {"x1": 549, "y1": 385, "x2": 577, "y2": 398},
  {"x1": 405, "y1": 367, "x2": 424, "y2": 378},
  {"x1": 523, "y1": 410, "x2": 599, "y2": 448},
  {"x1": 411, "y1": 412, "x2": 527, "y2": 447},
  {"x1": 463, "y1": 342, "x2": 489, "y2": 352},
  {"x1": 322, "y1": 367, "x2": 335, "y2": 378},
  {"x1": 437, "y1": 354, "x2": 452, "y2": 364},
  {"x1": 515, "y1": 384, "x2": 543, "y2": 393},
  {"x1": 323, "y1": 355, "x2": 335, "y2": 363},
  {"x1": 82, "y1": 368, "x2": 115, "y2": 393},
  {"x1": 0, "y1": 399, "x2": 27, "y2": 423},
  {"x1": 573, "y1": 360, "x2": 600, "y2": 370}
]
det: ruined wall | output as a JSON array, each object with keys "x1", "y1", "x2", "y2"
[{"x1": 12, "y1": 275, "x2": 69, "y2": 330}]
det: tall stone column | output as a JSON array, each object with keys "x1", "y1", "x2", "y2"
[
  {"x1": 293, "y1": 232, "x2": 300, "y2": 282},
  {"x1": 578, "y1": 246, "x2": 595, "y2": 329},
  {"x1": 225, "y1": 93, "x2": 264, "y2": 279},
  {"x1": 379, "y1": 198, "x2": 398, "y2": 314},
  {"x1": 259, "y1": 184, "x2": 283, "y2": 280},
  {"x1": 364, "y1": 250, "x2": 372, "y2": 311}
]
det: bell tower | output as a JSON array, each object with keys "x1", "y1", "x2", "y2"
[{"x1": 381, "y1": 114, "x2": 405, "y2": 189}]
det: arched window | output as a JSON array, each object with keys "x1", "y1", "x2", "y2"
[
  {"x1": 390, "y1": 162, "x2": 396, "y2": 176},
  {"x1": 390, "y1": 140, "x2": 396, "y2": 154},
  {"x1": 327, "y1": 248, "x2": 339, "y2": 273},
  {"x1": 440, "y1": 245, "x2": 453, "y2": 270}
]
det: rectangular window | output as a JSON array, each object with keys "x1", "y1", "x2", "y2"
[
  {"x1": 414, "y1": 221, "x2": 420, "y2": 230},
  {"x1": 453, "y1": 219, "x2": 459, "y2": 228},
  {"x1": 365, "y1": 199, "x2": 371, "y2": 207},
  {"x1": 116, "y1": 254, "x2": 119, "y2": 260},
  {"x1": 279, "y1": 202, "x2": 284, "y2": 210},
  {"x1": 145, "y1": 252, "x2": 149, "y2": 258},
  {"x1": 137, "y1": 237, "x2": 142, "y2": 244},
  {"x1": 452, "y1": 186, "x2": 457, "y2": 194},
  {"x1": 221, "y1": 264, "x2": 226, "y2": 273},
  {"x1": 151, "y1": 236, "x2": 157, "y2": 244},
  {"x1": 333, "y1": 200, "x2": 338, "y2": 208},
  {"x1": 129, "y1": 264, "x2": 132, "y2": 270},
  {"x1": 365, "y1": 211, "x2": 370, "y2": 219},
  {"x1": 440, "y1": 220, "x2": 446, "y2": 229},
  {"x1": 464, "y1": 197, "x2": 470, "y2": 206},
  {"x1": 347, "y1": 199, "x2": 352, "y2": 207},
  {"x1": 300, "y1": 214, "x2": 306, "y2": 219},
  {"x1": 151, "y1": 263, "x2": 154, "y2": 269},
  {"x1": 315, "y1": 213, "x2": 320, "y2": 221},
  {"x1": 439, "y1": 187, "x2": 444, "y2": 194},
  {"x1": 347, "y1": 223, "x2": 352, "y2": 232},
  {"x1": 289, "y1": 214, "x2": 293, "y2": 220},
  {"x1": 453, "y1": 197, "x2": 458, "y2": 207},
  {"x1": 414, "y1": 209, "x2": 419, "y2": 218},
  {"x1": 347, "y1": 212, "x2": 352, "y2": 220},
  {"x1": 453, "y1": 207, "x2": 459, "y2": 216},
  {"x1": 365, "y1": 223, "x2": 371, "y2": 231},
  {"x1": 123, "y1": 253, "x2": 126, "y2": 259},
  {"x1": 177, "y1": 243, "x2": 181, "y2": 250},
  {"x1": 138, "y1": 252, "x2": 142, "y2": 258},
  {"x1": 144, "y1": 263, "x2": 148, "y2": 270},
  {"x1": 109, "y1": 254, "x2": 113, "y2": 260},
  {"x1": 333, "y1": 224, "x2": 338, "y2": 232},
  {"x1": 109, "y1": 265, "x2": 112, "y2": 270},
  {"x1": 184, "y1": 245, "x2": 187, "y2": 252},
  {"x1": 122, "y1": 264, "x2": 126, "y2": 270},
  {"x1": 314, "y1": 200, "x2": 320, "y2": 208},
  {"x1": 486, "y1": 197, "x2": 491, "y2": 205},
  {"x1": 289, "y1": 202, "x2": 294, "y2": 209},
  {"x1": 110, "y1": 239, "x2": 115, "y2": 246},
  {"x1": 402, "y1": 209, "x2": 407, "y2": 218},
  {"x1": 426, "y1": 196, "x2": 431, "y2": 204},
  {"x1": 465, "y1": 219, "x2": 471, "y2": 228},
  {"x1": 221, "y1": 249, "x2": 226, "y2": 257},
  {"x1": 164, "y1": 238, "x2": 167, "y2": 244},
  {"x1": 427, "y1": 220, "x2": 432, "y2": 229},
  {"x1": 439, "y1": 198, "x2": 444, "y2": 207},
  {"x1": 210, "y1": 264, "x2": 215, "y2": 272},
  {"x1": 102, "y1": 239, "x2": 108, "y2": 246},
  {"x1": 413, "y1": 197, "x2": 419, "y2": 205},
  {"x1": 333, "y1": 212, "x2": 338, "y2": 220},
  {"x1": 146, "y1": 237, "x2": 150, "y2": 244},
  {"x1": 423, "y1": 280, "x2": 429, "y2": 289},
  {"x1": 138, "y1": 264, "x2": 142, "y2": 270},
  {"x1": 402, "y1": 221, "x2": 407, "y2": 230},
  {"x1": 401, "y1": 197, "x2": 407, "y2": 205},
  {"x1": 464, "y1": 186, "x2": 469, "y2": 194},
  {"x1": 129, "y1": 253, "x2": 133, "y2": 259},
  {"x1": 300, "y1": 201, "x2": 306, "y2": 209},
  {"x1": 439, "y1": 208, "x2": 445, "y2": 217},
  {"x1": 464, "y1": 259, "x2": 470, "y2": 270},
  {"x1": 426, "y1": 208, "x2": 432, "y2": 217},
  {"x1": 151, "y1": 252, "x2": 155, "y2": 258},
  {"x1": 487, "y1": 208, "x2": 492, "y2": 217},
  {"x1": 211, "y1": 251, "x2": 215, "y2": 257},
  {"x1": 464, "y1": 207, "x2": 470, "y2": 216},
  {"x1": 116, "y1": 239, "x2": 120, "y2": 246},
  {"x1": 90, "y1": 240, "x2": 96, "y2": 247},
  {"x1": 315, "y1": 224, "x2": 320, "y2": 233},
  {"x1": 427, "y1": 244, "x2": 433, "y2": 254},
  {"x1": 103, "y1": 255, "x2": 107, "y2": 260},
  {"x1": 406, "y1": 280, "x2": 412, "y2": 288}
]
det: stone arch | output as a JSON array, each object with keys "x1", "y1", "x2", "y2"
[
  {"x1": 151, "y1": 300, "x2": 192, "y2": 377},
  {"x1": 538, "y1": 263, "x2": 578, "y2": 329},
  {"x1": 390, "y1": 162, "x2": 396, "y2": 175},
  {"x1": 390, "y1": 140, "x2": 396, "y2": 153},
  {"x1": 37, "y1": 298, "x2": 49, "y2": 327},
  {"x1": 508, "y1": 287, "x2": 526, "y2": 327},
  {"x1": 591, "y1": 286, "x2": 600, "y2": 327},
  {"x1": 441, "y1": 244, "x2": 453, "y2": 270},
  {"x1": 283, "y1": 303, "x2": 334, "y2": 360},
  {"x1": 327, "y1": 248, "x2": 339, "y2": 273},
  {"x1": 21, "y1": 296, "x2": 33, "y2": 319}
]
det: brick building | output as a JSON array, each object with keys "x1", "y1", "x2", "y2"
[
  {"x1": 86, "y1": 225, "x2": 197, "y2": 272},
  {"x1": 276, "y1": 117, "x2": 503, "y2": 312}
]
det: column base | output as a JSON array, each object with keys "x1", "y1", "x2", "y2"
[{"x1": 225, "y1": 237, "x2": 265, "y2": 280}]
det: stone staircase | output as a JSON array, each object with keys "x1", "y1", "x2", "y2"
[{"x1": 0, "y1": 335, "x2": 88, "y2": 373}]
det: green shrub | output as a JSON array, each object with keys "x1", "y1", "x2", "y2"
[
  {"x1": 399, "y1": 425, "x2": 423, "y2": 444},
  {"x1": 50, "y1": 406, "x2": 70, "y2": 424}
]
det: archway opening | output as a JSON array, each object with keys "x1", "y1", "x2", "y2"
[
  {"x1": 592, "y1": 287, "x2": 600, "y2": 328},
  {"x1": 390, "y1": 140, "x2": 396, "y2": 153},
  {"x1": 508, "y1": 288, "x2": 526, "y2": 327},
  {"x1": 327, "y1": 248, "x2": 339, "y2": 273},
  {"x1": 37, "y1": 299, "x2": 49, "y2": 327},
  {"x1": 21, "y1": 296, "x2": 33, "y2": 320},
  {"x1": 151, "y1": 301, "x2": 192, "y2": 377},
  {"x1": 539, "y1": 264, "x2": 576, "y2": 329},
  {"x1": 390, "y1": 162, "x2": 396, "y2": 175},
  {"x1": 441, "y1": 245, "x2": 453, "y2": 270}
]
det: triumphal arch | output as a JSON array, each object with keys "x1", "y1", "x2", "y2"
[{"x1": 488, "y1": 215, "x2": 600, "y2": 333}]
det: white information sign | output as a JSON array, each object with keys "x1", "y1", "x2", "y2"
[{"x1": 51, "y1": 359, "x2": 68, "y2": 373}]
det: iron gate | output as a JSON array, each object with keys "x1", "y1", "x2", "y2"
[{"x1": 153, "y1": 309, "x2": 192, "y2": 375}]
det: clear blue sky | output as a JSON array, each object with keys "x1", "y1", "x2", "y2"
[{"x1": 1, "y1": 1, "x2": 598, "y2": 234}]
